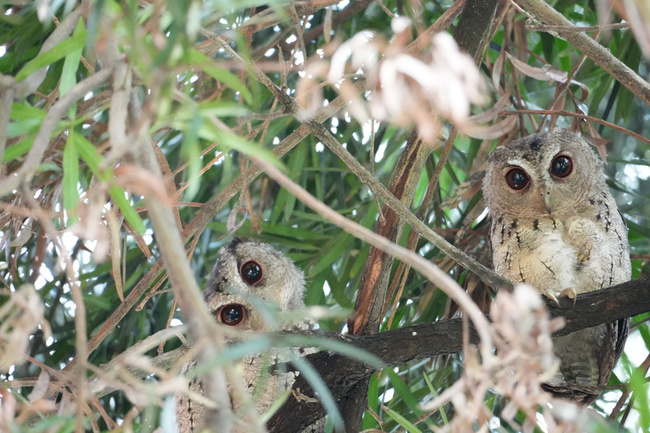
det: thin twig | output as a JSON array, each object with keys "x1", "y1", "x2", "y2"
[
  {"x1": 515, "y1": 0, "x2": 650, "y2": 106},
  {"x1": 499, "y1": 110, "x2": 650, "y2": 145},
  {"x1": 21, "y1": 185, "x2": 88, "y2": 433},
  {"x1": 251, "y1": 155, "x2": 495, "y2": 358},
  {"x1": 526, "y1": 22, "x2": 630, "y2": 32}
]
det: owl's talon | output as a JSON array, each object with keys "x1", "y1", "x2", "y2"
[
  {"x1": 577, "y1": 250, "x2": 590, "y2": 264},
  {"x1": 544, "y1": 291, "x2": 560, "y2": 305},
  {"x1": 559, "y1": 288, "x2": 577, "y2": 305}
]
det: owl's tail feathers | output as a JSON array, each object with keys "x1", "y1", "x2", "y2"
[{"x1": 541, "y1": 383, "x2": 602, "y2": 405}]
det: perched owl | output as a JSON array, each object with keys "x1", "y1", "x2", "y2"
[
  {"x1": 176, "y1": 238, "x2": 309, "y2": 432},
  {"x1": 482, "y1": 128, "x2": 631, "y2": 404}
]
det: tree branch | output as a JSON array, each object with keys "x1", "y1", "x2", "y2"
[
  {"x1": 267, "y1": 277, "x2": 650, "y2": 432},
  {"x1": 515, "y1": 0, "x2": 650, "y2": 107}
]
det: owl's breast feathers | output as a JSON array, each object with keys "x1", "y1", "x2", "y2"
[
  {"x1": 489, "y1": 192, "x2": 631, "y2": 403},
  {"x1": 490, "y1": 191, "x2": 630, "y2": 295}
]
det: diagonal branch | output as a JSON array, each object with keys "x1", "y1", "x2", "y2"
[
  {"x1": 268, "y1": 276, "x2": 650, "y2": 432},
  {"x1": 515, "y1": 0, "x2": 650, "y2": 106}
]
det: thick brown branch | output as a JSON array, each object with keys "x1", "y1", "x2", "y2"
[{"x1": 268, "y1": 277, "x2": 650, "y2": 432}]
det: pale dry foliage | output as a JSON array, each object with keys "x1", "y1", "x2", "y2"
[
  {"x1": 0, "y1": 0, "x2": 647, "y2": 432},
  {"x1": 417, "y1": 284, "x2": 611, "y2": 433},
  {"x1": 297, "y1": 17, "x2": 488, "y2": 141}
]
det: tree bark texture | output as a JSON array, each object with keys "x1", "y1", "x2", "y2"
[{"x1": 268, "y1": 277, "x2": 650, "y2": 432}]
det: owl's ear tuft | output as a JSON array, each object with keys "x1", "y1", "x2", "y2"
[{"x1": 488, "y1": 145, "x2": 508, "y2": 163}]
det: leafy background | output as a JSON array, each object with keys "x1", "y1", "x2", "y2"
[{"x1": 0, "y1": 0, "x2": 649, "y2": 432}]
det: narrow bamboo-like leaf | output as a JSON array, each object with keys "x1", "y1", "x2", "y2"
[
  {"x1": 198, "y1": 123, "x2": 284, "y2": 170},
  {"x1": 387, "y1": 369, "x2": 424, "y2": 415},
  {"x1": 10, "y1": 102, "x2": 47, "y2": 120},
  {"x1": 187, "y1": 49, "x2": 252, "y2": 103},
  {"x1": 62, "y1": 132, "x2": 79, "y2": 216},
  {"x1": 381, "y1": 404, "x2": 423, "y2": 433},
  {"x1": 73, "y1": 133, "x2": 102, "y2": 174},
  {"x1": 310, "y1": 233, "x2": 351, "y2": 276},
  {"x1": 197, "y1": 101, "x2": 249, "y2": 117},
  {"x1": 422, "y1": 373, "x2": 448, "y2": 425},
  {"x1": 3, "y1": 135, "x2": 35, "y2": 162},
  {"x1": 7, "y1": 118, "x2": 43, "y2": 137},
  {"x1": 630, "y1": 365, "x2": 650, "y2": 431},
  {"x1": 109, "y1": 186, "x2": 146, "y2": 234},
  {"x1": 180, "y1": 110, "x2": 202, "y2": 200},
  {"x1": 59, "y1": 19, "x2": 85, "y2": 98},
  {"x1": 279, "y1": 335, "x2": 384, "y2": 369},
  {"x1": 283, "y1": 143, "x2": 307, "y2": 221},
  {"x1": 290, "y1": 353, "x2": 345, "y2": 431},
  {"x1": 15, "y1": 29, "x2": 88, "y2": 82}
]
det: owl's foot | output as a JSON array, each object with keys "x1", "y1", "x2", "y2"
[
  {"x1": 543, "y1": 291, "x2": 560, "y2": 305},
  {"x1": 577, "y1": 249, "x2": 590, "y2": 264},
  {"x1": 542, "y1": 288, "x2": 577, "y2": 305}
]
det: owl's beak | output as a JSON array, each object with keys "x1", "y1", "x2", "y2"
[{"x1": 543, "y1": 191, "x2": 553, "y2": 214}]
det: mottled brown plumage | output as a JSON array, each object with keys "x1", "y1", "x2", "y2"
[
  {"x1": 176, "y1": 238, "x2": 309, "y2": 432},
  {"x1": 482, "y1": 129, "x2": 631, "y2": 404}
]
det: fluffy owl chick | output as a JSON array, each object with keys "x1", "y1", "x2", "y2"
[
  {"x1": 482, "y1": 128, "x2": 631, "y2": 404},
  {"x1": 176, "y1": 238, "x2": 308, "y2": 432}
]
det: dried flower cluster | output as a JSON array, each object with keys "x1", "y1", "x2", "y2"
[
  {"x1": 0, "y1": 284, "x2": 47, "y2": 372},
  {"x1": 421, "y1": 284, "x2": 607, "y2": 432},
  {"x1": 296, "y1": 17, "x2": 488, "y2": 141}
]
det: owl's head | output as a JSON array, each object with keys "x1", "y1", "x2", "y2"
[
  {"x1": 203, "y1": 238, "x2": 306, "y2": 333},
  {"x1": 483, "y1": 129, "x2": 606, "y2": 219}
]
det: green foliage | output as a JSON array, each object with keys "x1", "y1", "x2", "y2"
[{"x1": 0, "y1": 0, "x2": 649, "y2": 432}]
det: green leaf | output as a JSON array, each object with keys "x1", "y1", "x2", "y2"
[
  {"x1": 382, "y1": 404, "x2": 423, "y2": 433},
  {"x1": 109, "y1": 185, "x2": 146, "y2": 234},
  {"x1": 62, "y1": 132, "x2": 80, "y2": 215},
  {"x1": 187, "y1": 49, "x2": 252, "y2": 104},
  {"x1": 423, "y1": 372, "x2": 448, "y2": 425},
  {"x1": 3, "y1": 135, "x2": 35, "y2": 162},
  {"x1": 197, "y1": 123, "x2": 284, "y2": 170},
  {"x1": 73, "y1": 133, "x2": 103, "y2": 174},
  {"x1": 10, "y1": 102, "x2": 47, "y2": 121},
  {"x1": 387, "y1": 369, "x2": 424, "y2": 415},
  {"x1": 630, "y1": 365, "x2": 650, "y2": 431},
  {"x1": 59, "y1": 19, "x2": 85, "y2": 98},
  {"x1": 15, "y1": 28, "x2": 88, "y2": 82},
  {"x1": 196, "y1": 100, "x2": 249, "y2": 117},
  {"x1": 289, "y1": 353, "x2": 345, "y2": 431}
]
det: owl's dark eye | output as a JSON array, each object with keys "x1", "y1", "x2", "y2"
[
  {"x1": 218, "y1": 304, "x2": 245, "y2": 326},
  {"x1": 240, "y1": 260, "x2": 263, "y2": 285},
  {"x1": 550, "y1": 154, "x2": 573, "y2": 178},
  {"x1": 504, "y1": 167, "x2": 530, "y2": 190}
]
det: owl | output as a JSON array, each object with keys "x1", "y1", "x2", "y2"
[
  {"x1": 482, "y1": 128, "x2": 631, "y2": 404},
  {"x1": 176, "y1": 238, "x2": 309, "y2": 432}
]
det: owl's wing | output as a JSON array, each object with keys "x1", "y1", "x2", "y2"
[{"x1": 614, "y1": 318, "x2": 629, "y2": 367}]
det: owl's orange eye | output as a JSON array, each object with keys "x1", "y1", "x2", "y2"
[
  {"x1": 550, "y1": 154, "x2": 573, "y2": 178},
  {"x1": 505, "y1": 167, "x2": 530, "y2": 190},
  {"x1": 218, "y1": 304, "x2": 245, "y2": 326},
  {"x1": 240, "y1": 260, "x2": 263, "y2": 285}
]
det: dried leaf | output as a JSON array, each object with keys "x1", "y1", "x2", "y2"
[
  {"x1": 324, "y1": 7, "x2": 333, "y2": 43},
  {"x1": 469, "y1": 91, "x2": 512, "y2": 123},
  {"x1": 569, "y1": 79, "x2": 590, "y2": 102},
  {"x1": 226, "y1": 206, "x2": 248, "y2": 234},
  {"x1": 583, "y1": 123, "x2": 611, "y2": 162},
  {"x1": 461, "y1": 116, "x2": 517, "y2": 140},
  {"x1": 0, "y1": 388, "x2": 16, "y2": 425},
  {"x1": 107, "y1": 209, "x2": 124, "y2": 302},
  {"x1": 114, "y1": 164, "x2": 172, "y2": 205},
  {"x1": 27, "y1": 370, "x2": 50, "y2": 403},
  {"x1": 506, "y1": 52, "x2": 568, "y2": 82}
]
